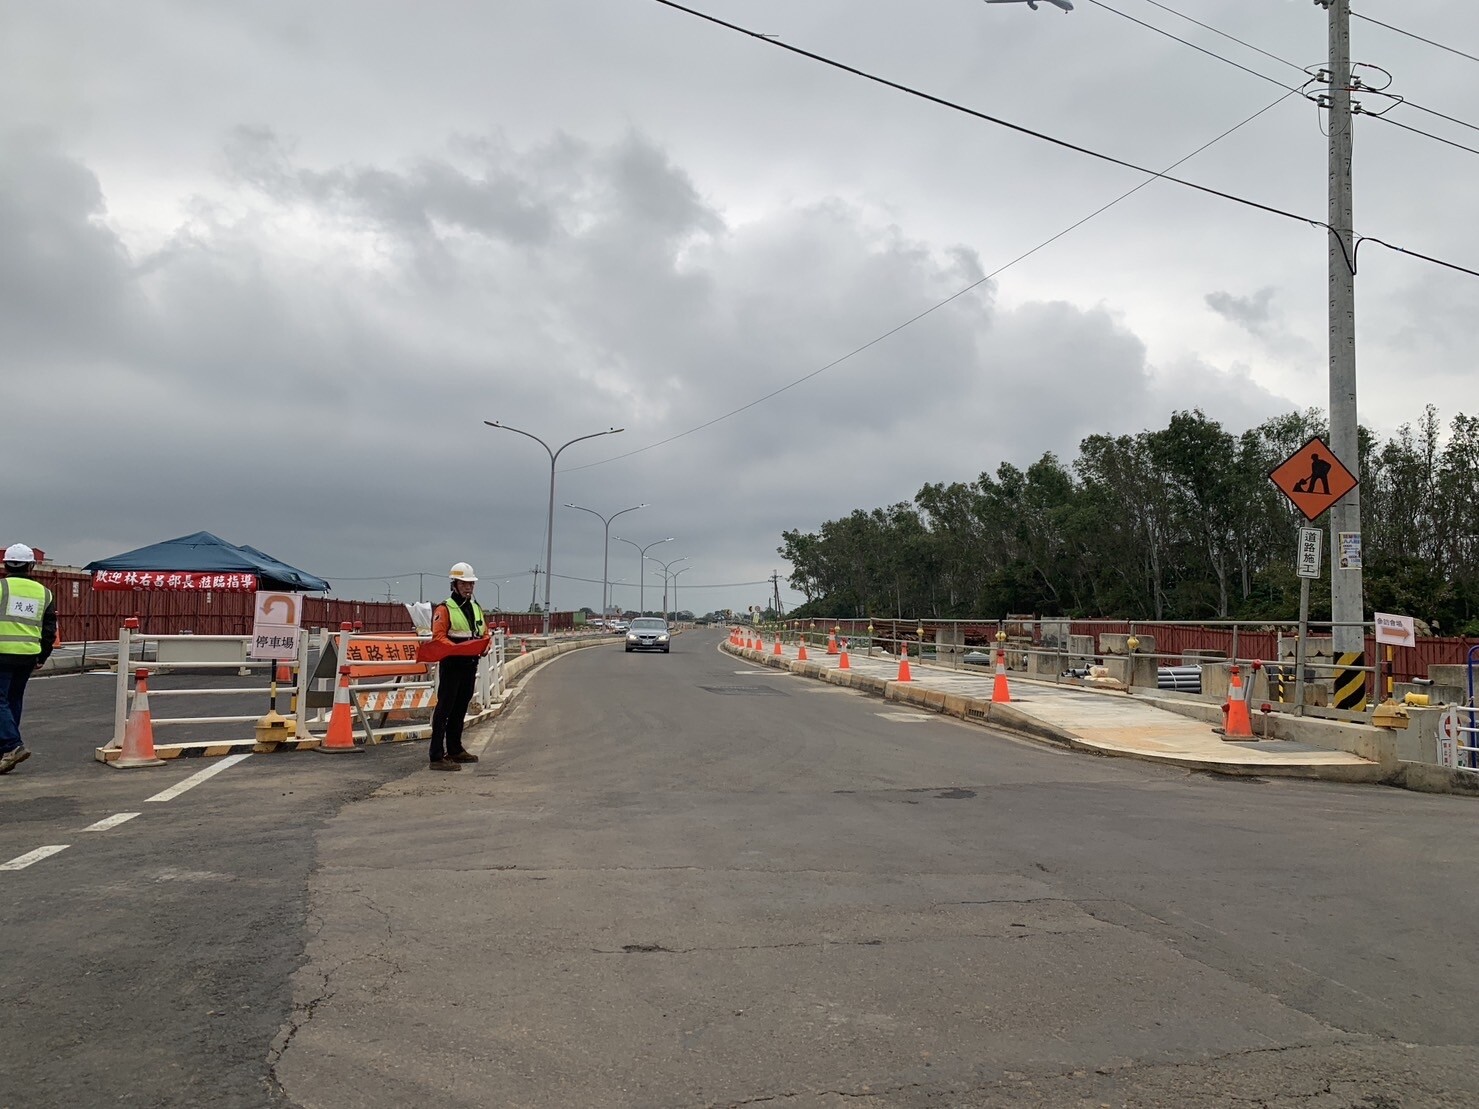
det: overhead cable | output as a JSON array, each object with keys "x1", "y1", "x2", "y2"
[
  {"x1": 567, "y1": 85, "x2": 1301, "y2": 472},
  {"x1": 1083, "y1": 0, "x2": 1303, "y2": 92},
  {"x1": 1362, "y1": 110, "x2": 1479, "y2": 158},
  {"x1": 1351, "y1": 9, "x2": 1479, "y2": 66}
]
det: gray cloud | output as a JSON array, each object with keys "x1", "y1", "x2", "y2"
[{"x1": 6, "y1": 0, "x2": 1473, "y2": 612}]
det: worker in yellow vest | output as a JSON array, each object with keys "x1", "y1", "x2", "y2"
[
  {"x1": 426, "y1": 561, "x2": 490, "y2": 771},
  {"x1": 0, "y1": 544, "x2": 58, "y2": 775}
]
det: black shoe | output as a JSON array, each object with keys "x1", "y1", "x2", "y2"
[
  {"x1": 0, "y1": 747, "x2": 30, "y2": 774},
  {"x1": 428, "y1": 759, "x2": 462, "y2": 772},
  {"x1": 448, "y1": 751, "x2": 479, "y2": 763}
]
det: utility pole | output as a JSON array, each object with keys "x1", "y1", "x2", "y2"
[
  {"x1": 529, "y1": 566, "x2": 542, "y2": 612},
  {"x1": 1321, "y1": 0, "x2": 1365, "y2": 685},
  {"x1": 770, "y1": 571, "x2": 784, "y2": 618}
]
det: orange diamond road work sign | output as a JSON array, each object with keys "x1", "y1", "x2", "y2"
[{"x1": 1269, "y1": 436, "x2": 1358, "y2": 522}]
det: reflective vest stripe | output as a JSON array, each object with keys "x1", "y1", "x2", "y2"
[
  {"x1": 0, "y1": 578, "x2": 50, "y2": 657},
  {"x1": 443, "y1": 597, "x2": 486, "y2": 641}
]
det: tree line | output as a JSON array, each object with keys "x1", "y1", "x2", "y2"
[{"x1": 779, "y1": 407, "x2": 1479, "y2": 635}]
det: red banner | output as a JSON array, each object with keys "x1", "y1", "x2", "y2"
[{"x1": 92, "y1": 570, "x2": 259, "y2": 592}]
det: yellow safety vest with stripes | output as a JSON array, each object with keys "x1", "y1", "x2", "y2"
[
  {"x1": 443, "y1": 596, "x2": 486, "y2": 641},
  {"x1": 0, "y1": 577, "x2": 51, "y2": 657}
]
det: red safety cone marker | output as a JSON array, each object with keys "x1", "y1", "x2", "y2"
[
  {"x1": 317, "y1": 666, "x2": 364, "y2": 754},
  {"x1": 838, "y1": 640, "x2": 851, "y2": 670},
  {"x1": 1222, "y1": 664, "x2": 1254, "y2": 738},
  {"x1": 896, "y1": 641, "x2": 912, "y2": 683},
  {"x1": 773, "y1": 636, "x2": 783, "y2": 657},
  {"x1": 797, "y1": 639, "x2": 808, "y2": 661},
  {"x1": 520, "y1": 638, "x2": 528, "y2": 656},
  {"x1": 991, "y1": 648, "x2": 1012, "y2": 704},
  {"x1": 827, "y1": 628, "x2": 839, "y2": 656},
  {"x1": 113, "y1": 668, "x2": 165, "y2": 768}
]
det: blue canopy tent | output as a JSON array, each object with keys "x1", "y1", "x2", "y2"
[{"x1": 85, "y1": 531, "x2": 330, "y2": 592}]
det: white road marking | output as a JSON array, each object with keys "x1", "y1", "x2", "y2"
[
  {"x1": 875, "y1": 712, "x2": 937, "y2": 723},
  {"x1": 1, "y1": 845, "x2": 70, "y2": 871},
  {"x1": 144, "y1": 754, "x2": 253, "y2": 803},
  {"x1": 82, "y1": 812, "x2": 142, "y2": 832}
]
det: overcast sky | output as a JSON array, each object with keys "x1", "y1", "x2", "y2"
[{"x1": 5, "y1": 0, "x2": 1477, "y2": 616}]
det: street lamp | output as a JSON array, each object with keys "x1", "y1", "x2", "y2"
[
  {"x1": 613, "y1": 536, "x2": 673, "y2": 615},
  {"x1": 670, "y1": 565, "x2": 691, "y2": 622},
  {"x1": 484, "y1": 420, "x2": 624, "y2": 635},
  {"x1": 646, "y1": 554, "x2": 689, "y2": 620},
  {"x1": 565, "y1": 501, "x2": 647, "y2": 619}
]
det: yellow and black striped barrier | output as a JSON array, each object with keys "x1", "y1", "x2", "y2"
[{"x1": 1333, "y1": 651, "x2": 1368, "y2": 711}]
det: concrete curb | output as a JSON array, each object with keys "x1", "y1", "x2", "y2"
[{"x1": 724, "y1": 642, "x2": 1388, "y2": 784}]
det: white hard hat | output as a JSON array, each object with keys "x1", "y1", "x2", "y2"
[
  {"x1": 449, "y1": 562, "x2": 478, "y2": 582},
  {"x1": 3, "y1": 543, "x2": 36, "y2": 563}
]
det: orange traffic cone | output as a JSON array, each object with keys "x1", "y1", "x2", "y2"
[
  {"x1": 113, "y1": 668, "x2": 165, "y2": 768},
  {"x1": 838, "y1": 640, "x2": 850, "y2": 670},
  {"x1": 896, "y1": 641, "x2": 912, "y2": 682},
  {"x1": 826, "y1": 628, "x2": 838, "y2": 656},
  {"x1": 773, "y1": 637, "x2": 783, "y2": 656},
  {"x1": 275, "y1": 662, "x2": 293, "y2": 684},
  {"x1": 991, "y1": 648, "x2": 1012, "y2": 704},
  {"x1": 520, "y1": 638, "x2": 528, "y2": 656},
  {"x1": 797, "y1": 639, "x2": 808, "y2": 661},
  {"x1": 317, "y1": 666, "x2": 364, "y2": 754},
  {"x1": 1223, "y1": 665, "x2": 1254, "y2": 738}
]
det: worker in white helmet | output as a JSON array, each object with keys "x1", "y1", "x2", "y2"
[
  {"x1": 0, "y1": 544, "x2": 58, "y2": 775},
  {"x1": 427, "y1": 561, "x2": 490, "y2": 771}
]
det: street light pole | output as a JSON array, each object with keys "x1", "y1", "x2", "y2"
[
  {"x1": 485, "y1": 421, "x2": 624, "y2": 635},
  {"x1": 671, "y1": 565, "x2": 690, "y2": 622},
  {"x1": 613, "y1": 536, "x2": 674, "y2": 616},
  {"x1": 565, "y1": 502, "x2": 647, "y2": 619},
  {"x1": 645, "y1": 555, "x2": 688, "y2": 620}
]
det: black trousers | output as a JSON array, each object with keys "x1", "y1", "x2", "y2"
[{"x1": 429, "y1": 656, "x2": 478, "y2": 761}]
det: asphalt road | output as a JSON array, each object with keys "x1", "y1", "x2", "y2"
[{"x1": 4, "y1": 631, "x2": 1478, "y2": 1108}]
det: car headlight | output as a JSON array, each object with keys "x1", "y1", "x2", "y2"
[
  {"x1": 658, "y1": 634, "x2": 669, "y2": 642},
  {"x1": 627, "y1": 633, "x2": 638, "y2": 642}
]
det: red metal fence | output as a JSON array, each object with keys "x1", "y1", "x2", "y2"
[{"x1": 27, "y1": 569, "x2": 574, "y2": 641}]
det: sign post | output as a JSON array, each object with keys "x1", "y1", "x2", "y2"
[
  {"x1": 1271, "y1": 438, "x2": 1363, "y2": 711},
  {"x1": 1293, "y1": 528, "x2": 1322, "y2": 715},
  {"x1": 1373, "y1": 612, "x2": 1415, "y2": 699}
]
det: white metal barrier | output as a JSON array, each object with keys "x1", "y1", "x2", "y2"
[
  {"x1": 104, "y1": 621, "x2": 510, "y2": 756},
  {"x1": 1441, "y1": 705, "x2": 1479, "y2": 772},
  {"x1": 108, "y1": 622, "x2": 306, "y2": 749}
]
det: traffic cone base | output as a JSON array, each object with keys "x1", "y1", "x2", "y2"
[
  {"x1": 114, "y1": 669, "x2": 165, "y2": 768},
  {"x1": 317, "y1": 667, "x2": 365, "y2": 754},
  {"x1": 992, "y1": 650, "x2": 1012, "y2": 704},
  {"x1": 838, "y1": 643, "x2": 850, "y2": 670}
]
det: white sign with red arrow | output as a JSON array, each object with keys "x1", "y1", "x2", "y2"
[{"x1": 1373, "y1": 611, "x2": 1415, "y2": 647}]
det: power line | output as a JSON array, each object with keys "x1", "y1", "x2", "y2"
[
  {"x1": 646, "y1": 0, "x2": 1479, "y2": 275},
  {"x1": 1362, "y1": 109, "x2": 1479, "y2": 158},
  {"x1": 1351, "y1": 9, "x2": 1479, "y2": 66},
  {"x1": 598, "y1": 1, "x2": 1477, "y2": 473},
  {"x1": 1082, "y1": 0, "x2": 1305, "y2": 92},
  {"x1": 568, "y1": 85, "x2": 1301, "y2": 473},
  {"x1": 1400, "y1": 98, "x2": 1479, "y2": 136},
  {"x1": 1130, "y1": 0, "x2": 1310, "y2": 75}
]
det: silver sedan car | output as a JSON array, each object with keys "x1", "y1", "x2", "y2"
[{"x1": 625, "y1": 617, "x2": 671, "y2": 653}]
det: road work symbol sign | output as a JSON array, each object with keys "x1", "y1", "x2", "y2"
[{"x1": 1269, "y1": 436, "x2": 1358, "y2": 522}]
